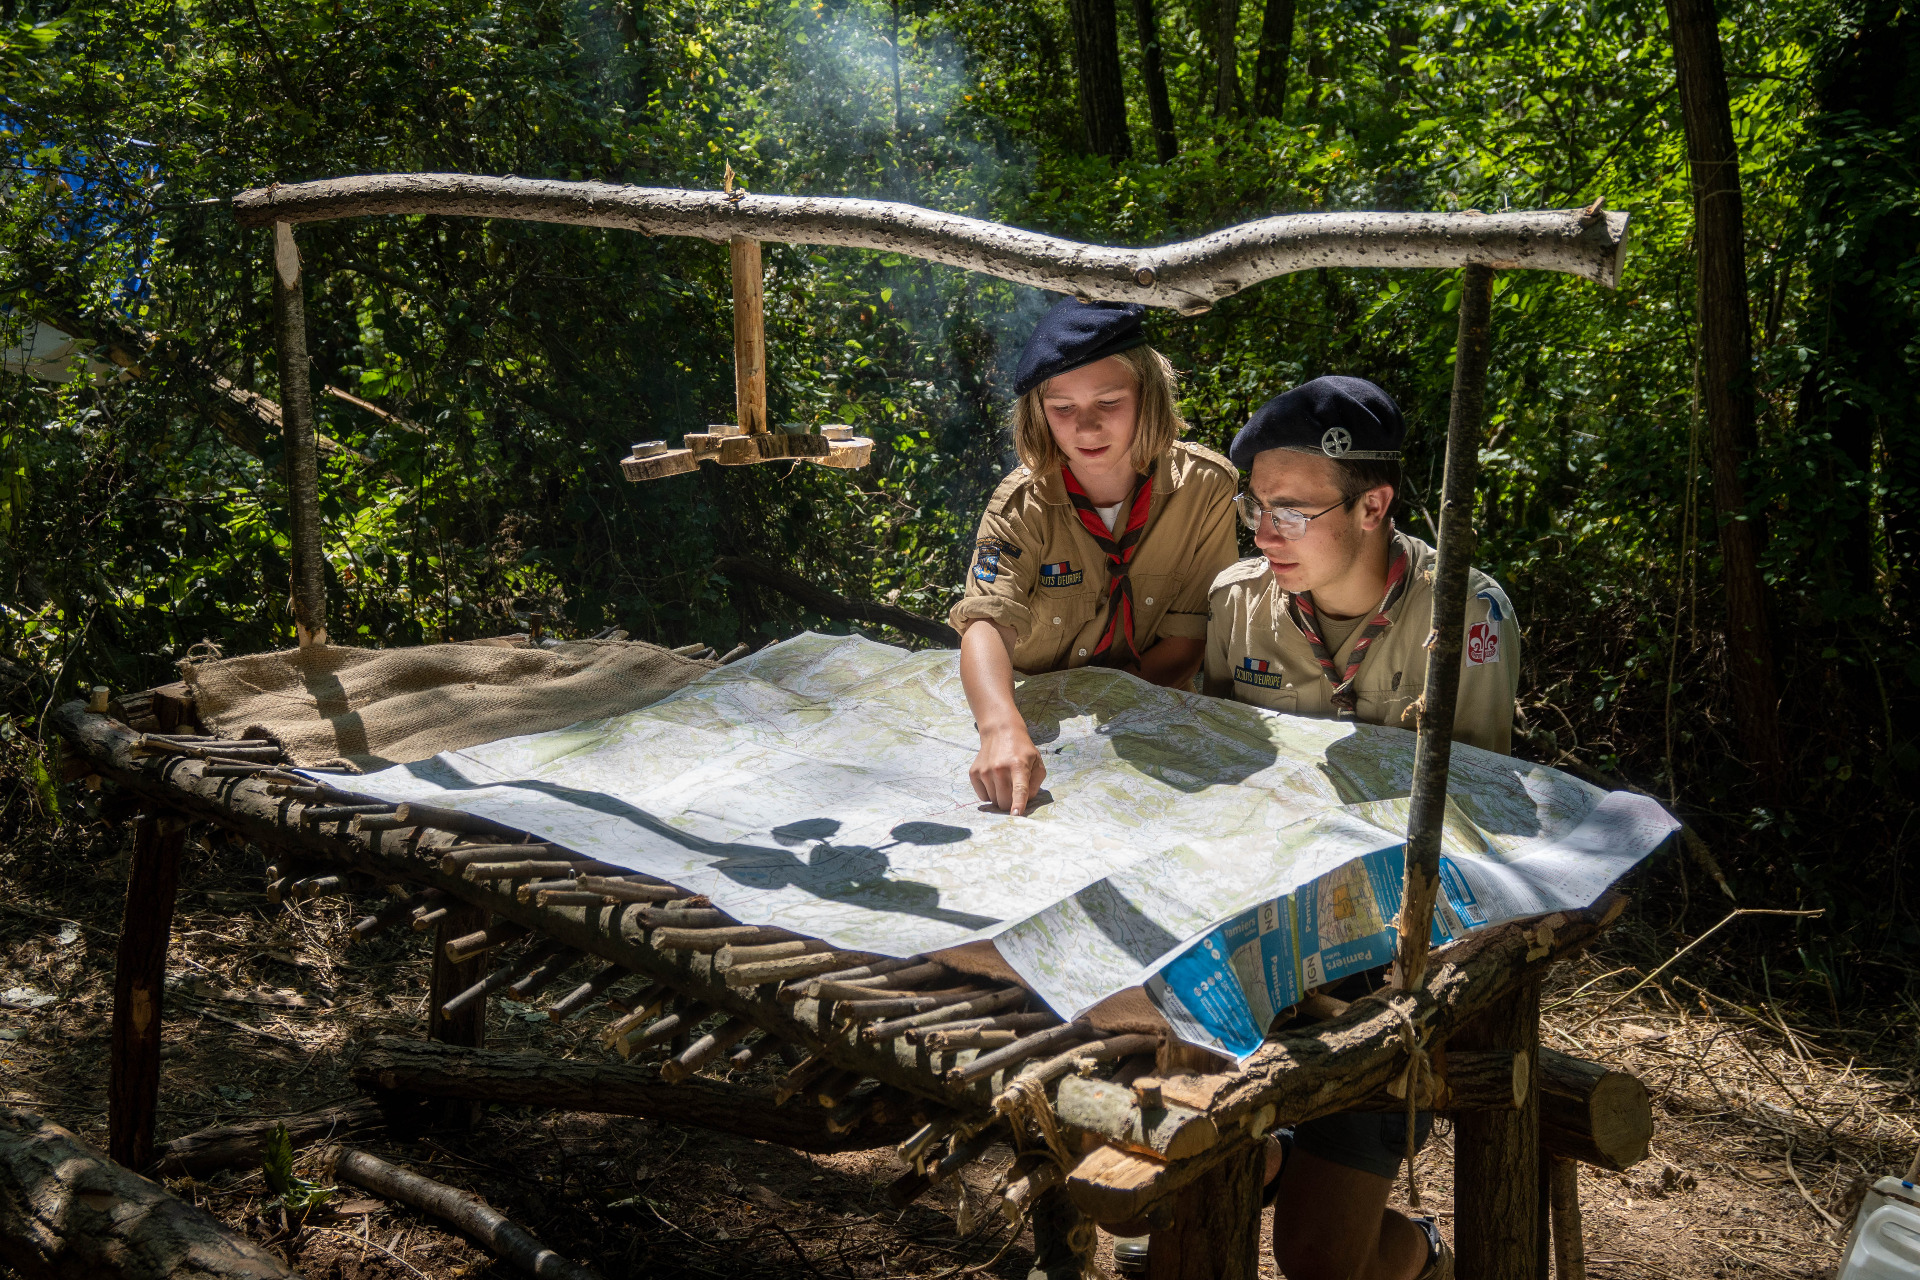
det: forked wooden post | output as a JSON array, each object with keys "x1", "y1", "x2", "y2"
[
  {"x1": 269, "y1": 220, "x2": 329, "y2": 647},
  {"x1": 1453, "y1": 975, "x2": 1542, "y2": 1278},
  {"x1": 731, "y1": 236, "x2": 768, "y2": 434},
  {"x1": 1393, "y1": 262, "x2": 1496, "y2": 991},
  {"x1": 110, "y1": 811, "x2": 189, "y2": 1169},
  {"x1": 1145, "y1": 1144, "x2": 1263, "y2": 1280},
  {"x1": 429, "y1": 902, "x2": 490, "y2": 1127}
]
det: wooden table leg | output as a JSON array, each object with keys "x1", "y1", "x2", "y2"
[
  {"x1": 430, "y1": 903, "x2": 489, "y2": 1127},
  {"x1": 1146, "y1": 1144, "x2": 1262, "y2": 1280},
  {"x1": 1548, "y1": 1155, "x2": 1586, "y2": 1280},
  {"x1": 111, "y1": 812, "x2": 189, "y2": 1169},
  {"x1": 1452, "y1": 976, "x2": 1542, "y2": 1278}
]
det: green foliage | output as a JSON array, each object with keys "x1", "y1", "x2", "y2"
[
  {"x1": 261, "y1": 1123, "x2": 334, "y2": 1212},
  {"x1": 0, "y1": 0, "x2": 1915, "y2": 988}
]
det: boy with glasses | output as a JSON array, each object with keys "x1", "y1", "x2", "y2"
[
  {"x1": 1201, "y1": 375, "x2": 1518, "y2": 1280},
  {"x1": 1205, "y1": 375, "x2": 1518, "y2": 754}
]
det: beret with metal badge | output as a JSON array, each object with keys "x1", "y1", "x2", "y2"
[
  {"x1": 1013, "y1": 297, "x2": 1150, "y2": 396},
  {"x1": 1229, "y1": 375, "x2": 1406, "y2": 471}
]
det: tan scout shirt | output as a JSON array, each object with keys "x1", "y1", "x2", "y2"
[
  {"x1": 950, "y1": 441, "x2": 1239, "y2": 674},
  {"x1": 1203, "y1": 534, "x2": 1521, "y2": 755}
]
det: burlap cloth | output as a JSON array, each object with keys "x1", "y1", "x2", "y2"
[{"x1": 181, "y1": 638, "x2": 717, "y2": 769}]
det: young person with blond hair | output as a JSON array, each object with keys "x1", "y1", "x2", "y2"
[{"x1": 949, "y1": 297, "x2": 1238, "y2": 816}]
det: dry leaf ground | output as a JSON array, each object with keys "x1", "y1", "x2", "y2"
[{"x1": 1, "y1": 815, "x2": 1914, "y2": 1280}]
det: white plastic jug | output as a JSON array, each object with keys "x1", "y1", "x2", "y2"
[{"x1": 1838, "y1": 1178, "x2": 1920, "y2": 1280}]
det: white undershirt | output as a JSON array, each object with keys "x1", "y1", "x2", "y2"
[{"x1": 1095, "y1": 501, "x2": 1124, "y2": 533}]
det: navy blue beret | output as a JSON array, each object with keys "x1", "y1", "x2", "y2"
[
  {"x1": 1229, "y1": 376, "x2": 1406, "y2": 471},
  {"x1": 1013, "y1": 297, "x2": 1149, "y2": 396}
]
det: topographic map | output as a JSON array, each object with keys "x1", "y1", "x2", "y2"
[{"x1": 343, "y1": 632, "x2": 1677, "y2": 1051}]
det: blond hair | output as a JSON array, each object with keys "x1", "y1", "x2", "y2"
[{"x1": 1012, "y1": 345, "x2": 1186, "y2": 475}]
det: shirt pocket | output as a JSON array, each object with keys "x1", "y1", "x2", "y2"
[
  {"x1": 1018, "y1": 589, "x2": 1101, "y2": 672},
  {"x1": 1355, "y1": 668, "x2": 1417, "y2": 733}
]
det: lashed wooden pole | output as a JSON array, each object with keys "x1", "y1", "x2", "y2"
[
  {"x1": 1393, "y1": 262, "x2": 1495, "y2": 993},
  {"x1": 233, "y1": 176, "x2": 1634, "y2": 311},
  {"x1": 109, "y1": 812, "x2": 188, "y2": 1170},
  {"x1": 731, "y1": 236, "x2": 767, "y2": 434},
  {"x1": 269, "y1": 221, "x2": 329, "y2": 647}
]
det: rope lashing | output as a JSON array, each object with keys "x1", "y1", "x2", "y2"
[
  {"x1": 994, "y1": 1072, "x2": 1110, "y2": 1280},
  {"x1": 1390, "y1": 1002, "x2": 1434, "y2": 1210}
]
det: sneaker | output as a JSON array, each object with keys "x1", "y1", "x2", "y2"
[{"x1": 1411, "y1": 1216, "x2": 1454, "y2": 1280}]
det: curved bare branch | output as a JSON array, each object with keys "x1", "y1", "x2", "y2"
[{"x1": 233, "y1": 174, "x2": 1631, "y2": 311}]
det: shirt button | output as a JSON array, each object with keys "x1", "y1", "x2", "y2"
[
  {"x1": 1078, "y1": 648, "x2": 1088, "y2": 657},
  {"x1": 1144, "y1": 597, "x2": 1154, "y2": 605},
  {"x1": 1053, "y1": 617, "x2": 1062, "y2": 625}
]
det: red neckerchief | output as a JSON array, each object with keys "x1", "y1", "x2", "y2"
[
  {"x1": 1290, "y1": 530, "x2": 1413, "y2": 714},
  {"x1": 1062, "y1": 460, "x2": 1157, "y2": 666}
]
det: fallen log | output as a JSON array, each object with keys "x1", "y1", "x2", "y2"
[
  {"x1": 0, "y1": 1105, "x2": 298, "y2": 1279},
  {"x1": 148, "y1": 1097, "x2": 386, "y2": 1179},
  {"x1": 353, "y1": 1036, "x2": 911, "y2": 1152},
  {"x1": 325, "y1": 1145, "x2": 599, "y2": 1280}
]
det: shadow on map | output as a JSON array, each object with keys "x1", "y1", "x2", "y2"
[{"x1": 386, "y1": 766, "x2": 998, "y2": 930}]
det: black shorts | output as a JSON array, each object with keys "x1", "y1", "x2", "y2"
[{"x1": 1291, "y1": 1109, "x2": 1434, "y2": 1180}]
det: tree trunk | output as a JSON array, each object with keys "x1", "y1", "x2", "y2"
[
  {"x1": 1251, "y1": 0, "x2": 1295, "y2": 120},
  {"x1": 1132, "y1": 0, "x2": 1179, "y2": 160},
  {"x1": 1801, "y1": 0, "x2": 1920, "y2": 615},
  {"x1": 0, "y1": 1107, "x2": 299, "y2": 1280},
  {"x1": 1212, "y1": 0, "x2": 1244, "y2": 117},
  {"x1": 1067, "y1": 0, "x2": 1133, "y2": 158},
  {"x1": 1664, "y1": 0, "x2": 1783, "y2": 779}
]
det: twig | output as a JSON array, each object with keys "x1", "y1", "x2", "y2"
[
  {"x1": 1606, "y1": 909, "x2": 1824, "y2": 1010},
  {"x1": 1782, "y1": 1141, "x2": 1843, "y2": 1231},
  {"x1": 1543, "y1": 965, "x2": 1639, "y2": 1012}
]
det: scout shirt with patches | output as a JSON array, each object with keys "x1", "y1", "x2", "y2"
[
  {"x1": 950, "y1": 440, "x2": 1240, "y2": 674},
  {"x1": 1203, "y1": 533, "x2": 1521, "y2": 755}
]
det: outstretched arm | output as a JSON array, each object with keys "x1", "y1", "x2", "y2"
[{"x1": 959, "y1": 620, "x2": 1047, "y2": 816}]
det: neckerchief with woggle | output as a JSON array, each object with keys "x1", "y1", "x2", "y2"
[
  {"x1": 1290, "y1": 529, "x2": 1414, "y2": 714},
  {"x1": 1062, "y1": 460, "x2": 1157, "y2": 666}
]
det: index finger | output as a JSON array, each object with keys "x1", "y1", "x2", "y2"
[{"x1": 1009, "y1": 760, "x2": 1030, "y2": 817}]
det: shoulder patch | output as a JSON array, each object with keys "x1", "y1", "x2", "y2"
[
  {"x1": 972, "y1": 536, "x2": 1023, "y2": 584},
  {"x1": 1465, "y1": 575, "x2": 1513, "y2": 665},
  {"x1": 1209, "y1": 556, "x2": 1270, "y2": 596}
]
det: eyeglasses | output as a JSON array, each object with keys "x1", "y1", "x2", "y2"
[{"x1": 1234, "y1": 492, "x2": 1352, "y2": 540}]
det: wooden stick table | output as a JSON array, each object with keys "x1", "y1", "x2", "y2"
[
  {"x1": 57, "y1": 695, "x2": 1651, "y2": 1280},
  {"x1": 56, "y1": 180, "x2": 1647, "y2": 1280}
]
